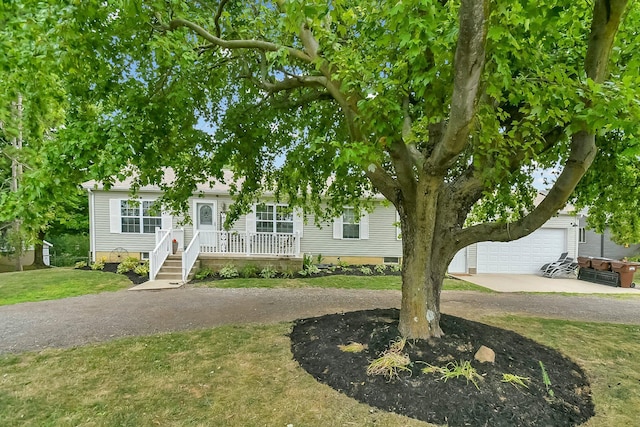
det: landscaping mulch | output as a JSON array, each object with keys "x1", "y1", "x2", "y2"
[
  {"x1": 79, "y1": 263, "x2": 148, "y2": 285},
  {"x1": 291, "y1": 308, "x2": 594, "y2": 427},
  {"x1": 189, "y1": 264, "x2": 402, "y2": 283}
]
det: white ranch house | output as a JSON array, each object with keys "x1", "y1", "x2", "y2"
[{"x1": 83, "y1": 172, "x2": 579, "y2": 282}]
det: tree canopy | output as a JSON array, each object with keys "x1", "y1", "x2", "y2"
[
  {"x1": 6, "y1": 0, "x2": 640, "y2": 337},
  {"x1": 0, "y1": 1, "x2": 86, "y2": 261}
]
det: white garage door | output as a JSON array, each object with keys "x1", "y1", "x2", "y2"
[
  {"x1": 448, "y1": 249, "x2": 467, "y2": 273},
  {"x1": 477, "y1": 229, "x2": 567, "y2": 274}
]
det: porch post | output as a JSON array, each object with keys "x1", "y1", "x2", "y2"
[
  {"x1": 295, "y1": 231, "x2": 301, "y2": 257},
  {"x1": 246, "y1": 231, "x2": 251, "y2": 256}
]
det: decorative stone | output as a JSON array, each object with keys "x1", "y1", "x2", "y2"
[{"x1": 474, "y1": 345, "x2": 495, "y2": 364}]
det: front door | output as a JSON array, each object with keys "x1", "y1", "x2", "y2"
[
  {"x1": 196, "y1": 202, "x2": 217, "y2": 231},
  {"x1": 196, "y1": 202, "x2": 217, "y2": 252}
]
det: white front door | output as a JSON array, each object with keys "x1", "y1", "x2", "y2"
[{"x1": 196, "y1": 202, "x2": 217, "y2": 231}]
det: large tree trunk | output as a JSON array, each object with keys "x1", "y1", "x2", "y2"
[
  {"x1": 398, "y1": 180, "x2": 449, "y2": 339},
  {"x1": 31, "y1": 229, "x2": 47, "y2": 268}
]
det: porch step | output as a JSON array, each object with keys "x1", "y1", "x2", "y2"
[
  {"x1": 156, "y1": 252, "x2": 183, "y2": 281},
  {"x1": 156, "y1": 272, "x2": 182, "y2": 280}
]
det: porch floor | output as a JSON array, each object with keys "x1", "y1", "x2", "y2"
[{"x1": 129, "y1": 280, "x2": 184, "y2": 291}]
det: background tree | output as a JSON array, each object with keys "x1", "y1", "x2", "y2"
[
  {"x1": 0, "y1": 1, "x2": 85, "y2": 269},
  {"x1": 33, "y1": 0, "x2": 640, "y2": 338}
]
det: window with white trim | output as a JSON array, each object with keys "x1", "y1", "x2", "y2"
[
  {"x1": 120, "y1": 200, "x2": 162, "y2": 234},
  {"x1": 256, "y1": 204, "x2": 293, "y2": 233},
  {"x1": 342, "y1": 208, "x2": 360, "y2": 239},
  {"x1": 578, "y1": 227, "x2": 586, "y2": 243}
]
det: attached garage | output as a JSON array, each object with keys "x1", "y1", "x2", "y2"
[
  {"x1": 476, "y1": 228, "x2": 567, "y2": 274},
  {"x1": 448, "y1": 249, "x2": 467, "y2": 273}
]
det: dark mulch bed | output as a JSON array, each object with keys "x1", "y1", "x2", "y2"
[
  {"x1": 291, "y1": 309, "x2": 594, "y2": 427},
  {"x1": 79, "y1": 263, "x2": 148, "y2": 285},
  {"x1": 189, "y1": 264, "x2": 402, "y2": 283}
]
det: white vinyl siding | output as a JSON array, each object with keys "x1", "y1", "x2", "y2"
[{"x1": 304, "y1": 203, "x2": 399, "y2": 257}]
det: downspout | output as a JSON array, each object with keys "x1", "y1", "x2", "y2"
[{"x1": 88, "y1": 188, "x2": 96, "y2": 262}]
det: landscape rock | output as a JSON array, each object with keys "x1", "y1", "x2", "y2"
[{"x1": 474, "y1": 345, "x2": 495, "y2": 363}]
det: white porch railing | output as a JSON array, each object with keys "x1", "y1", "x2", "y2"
[
  {"x1": 170, "y1": 230, "x2": 301, "y2": 282},
  {"x1": 150, "y1": 229, "x2": 173, "y2": 281},
  {"x1": 182, "y1": 231, "x2": 201, "y2": 282},
  {"x1": 196, "y1": 231, "x2": 301, "y2": 257},
  {"x1": 156, "y1": 228, "x2": 184, "y2": 250}
]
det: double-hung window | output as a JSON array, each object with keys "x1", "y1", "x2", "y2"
[
  {"x1": 342, "y1": 208, "x2": 360, "y2": 239},
  {"x1": 255, "y1": 204, "x2": 293, "y2": 233},
  {"x1": 120, "y1": 200, "x2": 162, "y2": 234}
]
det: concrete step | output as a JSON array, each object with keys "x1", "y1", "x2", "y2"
[
  {"x1": 159, "y1": 266, "x2": 182, "y2": 274},
  {"x1": 156, "y1": 272, "x2": 182, "y2": 280},
  {"x1": 163, "y1": 260, "x2": 182, "y2": 268}
]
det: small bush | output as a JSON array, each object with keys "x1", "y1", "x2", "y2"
[
  {"x1": 303, "y1": 253, "x2": 314, "y2": 269},
  {"x1": 390, "y1": 263, "x2": 401, "y2": 272},
  {"x1": 282, "y1": 268, "x2": 295, "y2": 279},
  {"x1": 240, "y1": 264, "x2": 258, "y2": 278},
  {"x1": 90, "y1": 261, "x2": 105, "y2": 270},
  {"x1": 338, "y1": 260, "x2": 349, "y2": 268},
  {"x1": 298, "y1": 269, "x2": 308, "y2": 277},
  {"x1": 260, "y1": 265, "x2": 278, "y2": 279},
  {"x1": 306, "y1": 264, "x2": 320, "y2": 275},
  {"x1": 74, "y1": 261, "x2": 87, "y2": 269},
  {"x1": 134, "y1": 262, "x2": 149, "y2": 276},
  {"x1": 360, "y1": 266, "x2": 373, "y2": 275},
  {"x1": 374, "y1": 264, "x2": 387, "y2": 274},
  {"x1": 219, "y1": 264, "x2": 239, "y2": 279},
  {"x1": 116, "y1": 257, "x2": 140, "y2": 274},
  {"x1": 194, "y1": 266, "x2": 214, "y2": 280}
]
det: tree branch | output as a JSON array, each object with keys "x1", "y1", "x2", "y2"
[
  {"x1": 214, "y1": 0, "x2": 230, "y2": 38},
  {"x1": 166, "y1": 18, "x2": 312, "y2": 63},
  {"x1": 249, "y1": 75, "x2": 327, "y2": 93},
  {"x1": 454, "y1": 0, "x2": 628, "y2": 250},
  {"x1": 427, "y1": 0, "x2": 489, "y2": 172},
  {"x1": 364, "y1": 166, "x2": 399, "y2": 204}
]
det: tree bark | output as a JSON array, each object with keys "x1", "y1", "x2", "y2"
[
  {"x1": 398, "y1": 179, "x2": 447, "y2": 339},
  {"x1": 31, "y1": 229, "x2": 47, "y2": 268}
]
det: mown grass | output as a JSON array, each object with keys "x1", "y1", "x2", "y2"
[
  {"x1": 1, "y1": 318, "x2": 639, "y2": 426},
  {"x1": 194, "y1": 275, "x2": 494, "y2": 293},
  {"x1": 0, "y1": 324, "x2": 426, "y2": 427},
  {"x1": 0, "y1": 268, "x2": 132, "y2": 306}
]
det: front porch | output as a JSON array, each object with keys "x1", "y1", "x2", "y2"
[{"x1": 150, "y1": 229, "x2": 302, "y2": 282}]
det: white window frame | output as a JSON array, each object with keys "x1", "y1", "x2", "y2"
[
  {"x1": 255, "y1": 203, "x2": 294, "y2": 234},
  {"x1": 110, "y1": 199, "x2": 170, "y2": 234},
  {"x1": 333, "y1": 208, "x2": 369, "y2": 240},
  {"x1": 342, "y1": 208, "x2": 360, "y2": 239}
]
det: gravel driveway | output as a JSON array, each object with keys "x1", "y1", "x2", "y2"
[{"x1": 1, "y1": 287, "x2": 639, "y2": 354}]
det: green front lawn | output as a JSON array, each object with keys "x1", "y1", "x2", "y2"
[
  {"x1": 195, "y1": 275, "x2": 494, "y2": 293},
  {"x1": 0, "y1": 268, "x2": 132, "y2": 306},
  {"x1": 0, "y1": 317, "x2": 638, "y2": 426}
]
